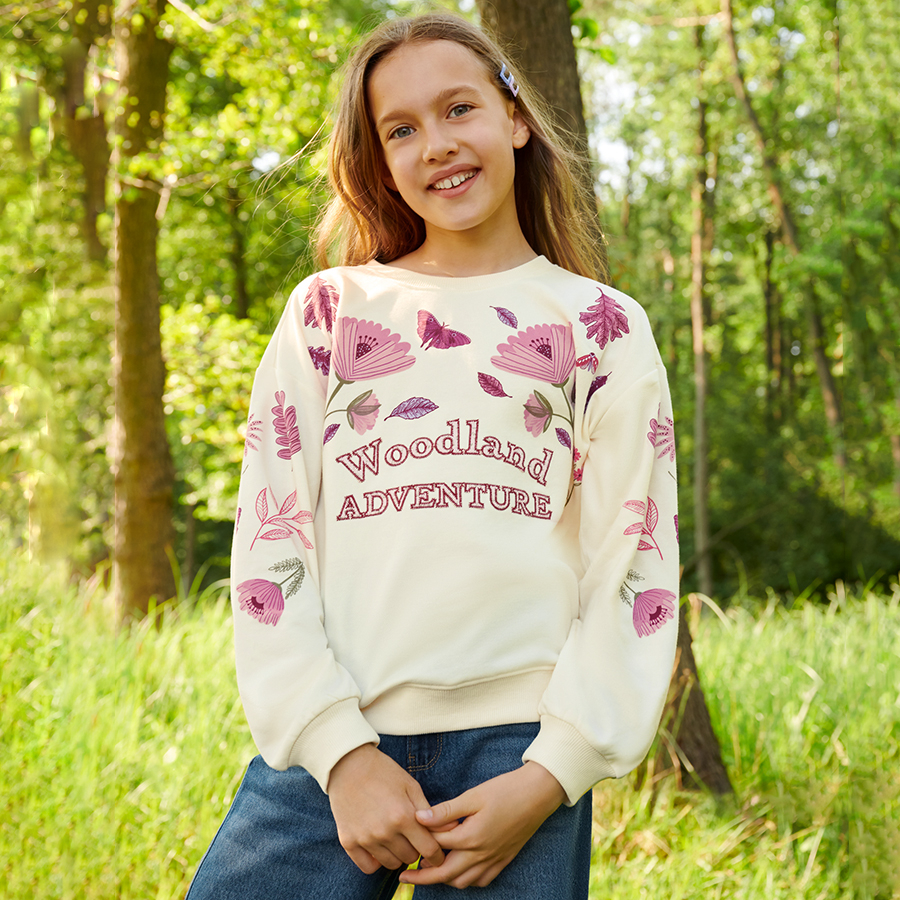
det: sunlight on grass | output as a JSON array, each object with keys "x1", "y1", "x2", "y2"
[{"x1": 1, "y1": 552, "x2": 898, "y2": 899}]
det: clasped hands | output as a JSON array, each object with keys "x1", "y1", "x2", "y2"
[{"x1": 327, "y1": 743, "x2": 566, "y2": 890}]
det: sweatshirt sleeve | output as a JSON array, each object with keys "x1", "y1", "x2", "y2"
[
  {"x1": 231, "y1": 276, "x2": 379, "y2": 791},
  {"x1": 522, "y1": 311, "x2": 679, "y2": 805}
]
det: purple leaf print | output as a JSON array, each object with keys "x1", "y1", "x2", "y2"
[
  {"x1": 622, "y1": 497, "x2": 663, "y2": 559},
  {"x1": 491, "y1": 306, "x2": 518, "y2": 328},
  {"x1": 579, "y1": 289, "x2": 630, "y2": 348},
  {"x1": 477, "y1": 372, "x2": 511, "y2": 398},
  {"x1": 555, "y1": 427, "x2": 571, "y2": 448},
  {"x1": 674, "y1": 514, "x2": 679, "y2": 543},
  {"x1": 584, "y1": 374, "x2": 610, "y2": 412},
  {"x1": 386, "y1": 397, "x2": 439, "y2": 420},
  {"x1": 308, "y1": 345, "x2": 331, "y2": 376},
  {"x1": 303, "y1": 276, "x2": 338, "y2": 333},
  {"x1": 250, "y1": 487, "x2": 313, "y2": 551},
  {"x1": 323, "y1": 423, "x2": 340, "y2": 444},
  {"x1": 272, "y1": 391, "x2": 302, "y2": 460}
]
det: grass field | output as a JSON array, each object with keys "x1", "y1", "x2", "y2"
[{"x1": 2, "y1": 552, "x2": 898, "y2": 899}]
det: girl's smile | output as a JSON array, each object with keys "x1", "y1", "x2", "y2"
[{"x1": 367, "y1": 40, "x2": 532, "y2": 267}]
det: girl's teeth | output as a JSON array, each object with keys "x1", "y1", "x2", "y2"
[{"x1": 434, "y1": 171, "x2": 474, "y2": 190}]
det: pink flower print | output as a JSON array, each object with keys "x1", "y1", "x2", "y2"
[
  {"x1": 648, "y1": 408, "x2": 676, "y2": 462},
  {"x1": 579, "y1": 289, "x2": 629, "y2": 348},
  {"x1": 492, "y1": 322, "x2": 576, "y2": 386},
  {"x1": 332, "y1": 317, "x2": 416, "y2": 382},
  {"x1": 347, "y1": 390, "x2": 381, "y2": 435},
  {"x1": 523, "y1": 392, "x2": 552, "y2": 436},
  {"x1": 632, "y1": 588, "x2": 676, "y2": 637},
  {"x1": 572, "y1": 466, "x2": 583, "y2": 486},
  {"x1": 236, "y1": 579, "x2": 285, "y2": 626}
]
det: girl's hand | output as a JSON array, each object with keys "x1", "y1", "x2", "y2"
[
  {"x1": 327, "y1": 744, "x2": 447, "y2": 874},
  {"x1": 399, "y1": 761, "x2": 566, "y2": 889}
]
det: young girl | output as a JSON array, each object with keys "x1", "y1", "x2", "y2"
[{"x1": 187, "y1": 12, "x2": 678, "y2": 899}]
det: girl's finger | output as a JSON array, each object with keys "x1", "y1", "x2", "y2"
[{"x1": 415, "y1": 790, "x2": 478, "y2": 827}]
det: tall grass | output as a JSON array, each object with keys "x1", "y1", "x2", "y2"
[{"x1": 1, "y1": 552, "x2": 898, "y2": 899}]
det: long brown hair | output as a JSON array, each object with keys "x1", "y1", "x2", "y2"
[{"x1": 315, "y1": 12, "x2": 607, "y2": 280}]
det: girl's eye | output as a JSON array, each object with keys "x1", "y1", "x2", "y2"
[
  {"x1": 389, "y1": 125, "x2": 414, "y2": 140},
  {"x1": 449, "y1": 103, "x2": 472, "y2": 118}
]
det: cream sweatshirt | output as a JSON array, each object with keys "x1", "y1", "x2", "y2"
[{"x1": 231, "y1": 256, "x2": 679, "y2": 805}]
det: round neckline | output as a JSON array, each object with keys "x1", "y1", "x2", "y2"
[{"x1": 363, "y1": 255, "x2": 552, "y2": 290}]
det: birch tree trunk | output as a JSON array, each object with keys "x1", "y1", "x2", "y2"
[{"x1": 112, "y1": 0, "x2": 176, "y2": 620}]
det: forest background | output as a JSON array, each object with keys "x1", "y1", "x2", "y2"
[
  {"x1": 2, "y1": 0, "x2": 899, "y2": 603},
  {"x1": 3, "y1": 0, "x2": 899, "y2": 605},
  {"x1": 2, "y1": 0, "x2": 900, "y2": 897}
]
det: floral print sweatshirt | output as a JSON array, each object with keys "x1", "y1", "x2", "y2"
[{"x1": 231, "y1": 256, "x2": 678, "y2": 805}]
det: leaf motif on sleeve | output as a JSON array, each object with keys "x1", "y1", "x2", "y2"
[
  {"x1": 477, "y1": 372, "x2": 511, "y2": 398},
  {"x1": 303, "y1": 276, "x2": 339, "y2": 333},
  {"x1": 491, "y1": 306, "x2": 518, "y2": 328},
  {"x1": 259, "y1": 528, "x2": 293, "y2": 541},
  {"x1": 579, "y1": 289, "x2": 630, "y2": 349},
  {"x1": 385, "y1": 397, "x2": 439, "y2": 420},
  {"x1": 646, "y1": 497, "x2": 659, "y2": 532},
  {"x1": 272, "y1": 391, "x2": 302, "y2": 460},
  {"x1": 249, "y1": 488, "x2": 314, "y2": 551},
  {"x1": 637, "y1": 540, "x2": 655, "y2": 552},
  {"x1": 555, "y1": 427, "x2": 571, "y2": 448},
  {"x1": 323, "y1": 423, "x2": 340, "y2": 444},
  {"x1": 255, "y1": 488, "x2": 269, "y2": 523},
  {"x1": 623, "y1": 499, "x2": 646, "y2": 515}
]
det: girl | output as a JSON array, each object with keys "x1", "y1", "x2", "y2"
[{"x1": 187, "y1": 12, "x2": 678, "y2": 899}]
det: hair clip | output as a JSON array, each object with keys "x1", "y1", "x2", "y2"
[{"x1": 498, "y1": 63, "x2": 519, "y2": 98}]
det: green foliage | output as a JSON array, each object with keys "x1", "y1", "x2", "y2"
[
  {"x1": 584, "y1": 0, "x2": 900, "y2": 595},
  {"x1": 2, "y1": 553, "x2": 898, "y2": 898},
  {"x1": 161, "y1": 296, "x2": 268, "y2": 521}
]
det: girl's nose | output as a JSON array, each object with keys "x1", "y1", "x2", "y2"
[{"x1": 422, "y1": 123, "x2": 457, "y2": 162}]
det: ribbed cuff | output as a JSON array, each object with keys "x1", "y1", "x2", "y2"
[
  {"x1": 522, "y1": 715, "x2": 617, "y2": 806},
  {"x1": 287, "y1": 697, "x2": 380, "y2": 793}
]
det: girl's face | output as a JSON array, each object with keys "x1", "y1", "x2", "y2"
[{"x1": 367, "y1": 40, "x2": 531, "y2": 248}]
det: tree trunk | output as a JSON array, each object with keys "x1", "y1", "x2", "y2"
[
  {"x1": 60, "y1": 28, "x2": 110, "y2": 262},
  {"x1": 484, "y1": 0, "x2": 731, "y2": 794},
  {"x1": 227, "y1": 183, "x2": 250, "y2": 318},
  {"x1": 475, "y1": 0, "x2": 604, "y2": 255},
  {"x1": 690, "y1": 24, "x2": 712, "y2": 599},
  {"x1": 721, "y1": 0, "x2": 845, "y2": 468},
  {"x1": 656, "y1": 604, "x2": 734, "y2": 793},
  {"x1": 112, "y1": 0, "x2": 176, "y2": 621}
]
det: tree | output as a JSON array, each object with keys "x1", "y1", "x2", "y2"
[
  {"x1": 476, "y1": 0, "x2": 606, "y2": 256},
  {"x1": 112, "y1": 0, "x2": 177, "y2": 619},
  {"x1": 479, "y1": 0, "x2": 732, "y2": 793}
]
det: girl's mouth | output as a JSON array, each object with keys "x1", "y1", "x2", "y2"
[{"x1": 431, "y1": 169, "x2": 478, "y2": 191}]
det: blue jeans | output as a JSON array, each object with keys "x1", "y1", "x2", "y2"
[{"x1": 186, "y1": 723, "x2": 592, "y2": 899}]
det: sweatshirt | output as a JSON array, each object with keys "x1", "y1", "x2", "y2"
[{"x1": 230, "y1": 255, "x2": 679, "y2": 805}]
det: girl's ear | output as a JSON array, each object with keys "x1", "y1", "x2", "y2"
[{"x1": 511, "y1": 110, "x2": 531, "y2": 149}]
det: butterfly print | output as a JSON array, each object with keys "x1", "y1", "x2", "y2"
[
  {"x1": 576, "y1": 353, "x2": 599, "y2": 373},
  {"x1": 417, "y1": 310, "x2": 471, "y2": 350}
]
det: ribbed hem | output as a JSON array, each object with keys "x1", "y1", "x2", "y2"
[
  {"x1": 361, "y1": 668, "x2": 553, "y2": 735},
  {"x1": 362, "y1": 256, "x2": 552, "y2": 291},
  {"x1": 522, "y1": 714, "x2": 617, "y2": 806},
  {"x1": 288, "y1": 697, "x2": 380, "y2": 793}
]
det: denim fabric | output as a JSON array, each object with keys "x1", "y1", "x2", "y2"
[{"x1": 186, "y1": 723, "x2": 592, "y2": 899}]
